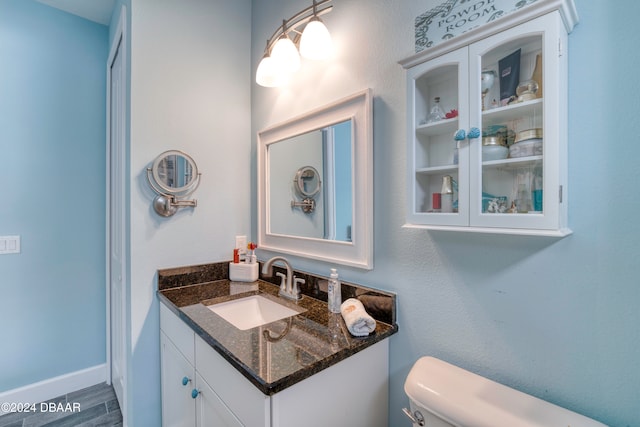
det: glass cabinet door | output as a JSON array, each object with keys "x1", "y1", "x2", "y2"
[
  {"x1": 468, "y1": 13, "x2": 563, "y2": 231},
  {"x1": 406, "y1": 47, "x2": 469, "y2": 227}
]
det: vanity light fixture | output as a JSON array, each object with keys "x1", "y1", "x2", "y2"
[{"x1": 256, "y1": 0, "x2": 333, "y2": 88}]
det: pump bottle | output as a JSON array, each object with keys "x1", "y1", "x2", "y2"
[{"x1": 328, "y1": 268, "x2": 342, "y2": 313}]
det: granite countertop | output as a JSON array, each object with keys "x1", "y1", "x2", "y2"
[{"x1": 157, "y1": 262, "x2": 398, "y2": 395}]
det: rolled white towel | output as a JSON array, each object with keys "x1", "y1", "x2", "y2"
[{"x1": 340, "y1": 298, "x2": 376, "y2": 337}]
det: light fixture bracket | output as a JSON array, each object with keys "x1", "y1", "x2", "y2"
[{"x1": 263, "y1": 0, "x2": 332, "y2": 55}]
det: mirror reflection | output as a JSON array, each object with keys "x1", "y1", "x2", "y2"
[
  {"x1": 268, "y1": 120, "x2": 353, "y2": 242},
  {"x1": 294, "y1": 166, "x2": 321, "y2": 198},
  {"x1": 153, "y1": 151, "x2": 197, "y2": 193}
]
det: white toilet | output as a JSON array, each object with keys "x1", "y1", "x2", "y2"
[{"x1": 403, "y1": 357, "x2": 607, "y2": 427}]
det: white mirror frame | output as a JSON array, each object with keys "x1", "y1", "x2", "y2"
[{"x1": 258, "y1": 89, "x2": 373, "y2": 269}]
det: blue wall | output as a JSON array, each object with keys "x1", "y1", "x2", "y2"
[
  {"x1": 1, "y1": 1, "x2": 637, "y2": 426},
  {"x1": 0, "y1": 0, "x2": 108, "y2": 391},
  {"x1": 125, "y1": 0, "x2": 252, "y2": 425},
  {"x1": 251, "y1": 1, "x2": 640, "y2": 426}
]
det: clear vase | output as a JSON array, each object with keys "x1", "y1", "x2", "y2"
[{"x1": 426, "y1": 97, "x2": 445, "y2": 123}]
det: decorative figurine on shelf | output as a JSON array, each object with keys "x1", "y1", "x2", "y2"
[
  {"x1": 487, "y1": 198, "x2": 508, "y2": 213},
  {"x1": 445, "y1": 109, "x2": 458, "y2": 119},
  {"x1": 426, "y1": 97, "x2": 446, "y2": 123}
]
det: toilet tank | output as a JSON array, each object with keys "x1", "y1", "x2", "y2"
[{"x1": 403, "y1": 357, "x2": 607, "y2": 427}]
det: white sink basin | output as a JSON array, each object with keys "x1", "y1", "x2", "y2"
[{"x1": 207, "y1": 295, "x2": 305, "y2": 330}]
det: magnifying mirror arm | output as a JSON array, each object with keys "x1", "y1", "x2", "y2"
[
  {"x1": 291, "y1": 197, "x2": 316, "y2": 213},
  {"x1": 171, "y1": 198, "x2": 198, "y2": 208},
  {"x1": 146, "y1": 167, "x2": 201, "y2": 217}
]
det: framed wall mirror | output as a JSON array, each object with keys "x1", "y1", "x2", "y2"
[{"x1": 258, "y1": 89, "x2": 373, "y2": 269}]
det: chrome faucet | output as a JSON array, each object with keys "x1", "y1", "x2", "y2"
[{"x1": 261, "y1": 256, "x2": 303, "y2": 301}]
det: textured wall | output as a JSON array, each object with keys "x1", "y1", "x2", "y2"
[
  {"x1": 250, "y1": 1, "x2": 640, "y2": 426},
  {"x1": 127, "y1": 0, "x2": 252, "y2": 424}
]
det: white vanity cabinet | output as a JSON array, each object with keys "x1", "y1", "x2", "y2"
[
  {"x1": 161, "y1": 304, "x2": 250, "y2": 427},
  {"x1": 160, "y1": 332, "x2": 197, "y2": 427},
  {"x1": 160, "y1": 303, "x2": 390, "y2": 427},
  {"x1": 401, "y1": 3, "x2": 578, "y2": 236}
]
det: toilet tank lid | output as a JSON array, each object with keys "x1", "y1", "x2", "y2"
[{"x1": 404, "y1": 357, "x2": 607, "y2": 427}]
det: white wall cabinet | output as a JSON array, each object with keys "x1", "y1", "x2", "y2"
[
  {"x1": 160, "y1": 303, "x2": 389, "y2": 427},
  {"x1": 401, "y1": 3, "x2": 578, "y2": 237}
]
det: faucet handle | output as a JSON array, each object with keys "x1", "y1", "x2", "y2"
[
  {"x1": 292, "y1": 276, "x2": 305, "y2": 299},
  {"x1": 276, "y1": 272, "x2": 287, "y2": 292}
]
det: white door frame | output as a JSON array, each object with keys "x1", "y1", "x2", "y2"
[{"x1": 106, "y1": 5, "x2": 128, "y2": 423}]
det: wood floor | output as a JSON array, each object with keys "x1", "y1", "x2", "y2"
[{"x1": 0, "y1": 383, "x2": 122, "y2": 427}]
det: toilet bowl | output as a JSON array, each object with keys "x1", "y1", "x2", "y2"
[{"x1": 403, "y1": 357, "x2": 607, "y2": 427}]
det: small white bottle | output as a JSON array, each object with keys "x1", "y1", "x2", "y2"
[{"x1": 328, "y1": 268, "x2": 342, "y2": 313}]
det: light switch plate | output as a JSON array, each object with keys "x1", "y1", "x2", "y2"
[
  {"x1": 235, "y1": 235, "x2": 247, "y2": 251},
  {"x1": 0, "y1": 236, "x2": 21, "y2": 254}
]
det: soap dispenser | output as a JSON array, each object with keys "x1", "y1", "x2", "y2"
[{"x1": 328, "y1": 268, "x2": 342, "y2": 313}]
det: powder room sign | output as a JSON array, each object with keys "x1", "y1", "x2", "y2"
[{"x1": 415, "y1": 0, "x2": 539, "y2": 52}]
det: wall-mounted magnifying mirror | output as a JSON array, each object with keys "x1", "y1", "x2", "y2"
[
  {"x1": 294, "y1": 166, "x2": 321, "y2": 198},
  {"x1": 291, "y1": 166, "x2": 321, "y2": 214},
  {"x1": 146, "y1": 150, "x2": 201, "y2": 217},
  {"x1": 258, "y1": 89, "x2": 373, "y2": 269}
]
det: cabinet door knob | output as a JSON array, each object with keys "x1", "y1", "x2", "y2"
[
  {"x1": 454, "y1": 129, "x2": 466, "y2": 140},
  {"x1": 191, "y1": 388, "x2": 200, "y2": 399},
  {"x1": 182, "y1": 376, "x2": 191, "y2": 386},
  {"x1": 467, "y1": 127, "x2": 480, "y2": 139}
]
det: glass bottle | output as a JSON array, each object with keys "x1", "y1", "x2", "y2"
[
  {"x1": 453, "y1": 139, "x2": 459, "y2": 165},
  {"x1": 426, "y1": 97, "x2": 445, "y2": 123},
  {"x1": 532, "y1": 167, "x2": 543, "y2": 212},
  {"x1": 441, "y1": 175, "x2": 454, "y2": 213}
]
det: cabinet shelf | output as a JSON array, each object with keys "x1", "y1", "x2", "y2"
[
  {"x1": 416, "y1": 165, "x2": 458, "y2": 175},
  {"x1": 416, "y1": 117, "x2": 458, "y2": 136},
  {"x1": 481, "y1": 98, "x2": 543, "y2": 126},
  {"x1": 482, "y1": 155, "x2": 542, "y2": 170},
  {"x1": 402, "y1": 222, "x2": 572, "y2": 237}
]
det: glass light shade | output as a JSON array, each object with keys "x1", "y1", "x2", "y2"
[
  {"x1": 300, "y1": 18, "x2": 333, "y2": 60},
  {"x1": 271, "y1": 36, "x2": 300, "y2": 72},
  {"x1": 256, "y1": 55, "x2": 288, "y2": 88}
]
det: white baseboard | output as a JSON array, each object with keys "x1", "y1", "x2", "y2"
[{"x1": 0, "y1": 364, "x2": 106, "y2": 414}]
